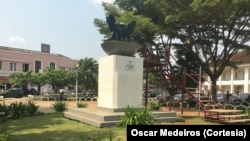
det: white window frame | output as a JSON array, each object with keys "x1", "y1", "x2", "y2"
[
  {"x1": 49, "y1": 62, "x2": 56, "y2": 70},
  {"x1": 10, "y1": 62, "x2": 17, "y2": 71},
  {"x1": 0, "y1": 61, "x2": 2, "y2": 70}
]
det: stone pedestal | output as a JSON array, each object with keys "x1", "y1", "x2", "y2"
[{"x1": 97, "y1": 55, "x2": 143, "y2": 112}]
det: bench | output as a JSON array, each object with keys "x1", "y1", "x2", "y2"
[
  {"x1": 204, "y1": 109, "x2": 250, "y2": 124},
  {"x1": 204, "y1": 104, "x2": 221, "y2": 110},
  {"x1": 200, "y1": 100, "x2": 211, "y2": 103},
  {"x1": 220, "y1": 114, "x2": 248, "y2": 119}
]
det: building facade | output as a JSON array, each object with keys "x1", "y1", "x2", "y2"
[
  {"x1": 203, "y1": 51, "x2": 250, "y2": 94},
  {"x1": 0, "y1": 45, "x2": 78, "y2": 92}
]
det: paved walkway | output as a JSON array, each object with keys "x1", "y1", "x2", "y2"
[{"x1": 3, "y1": 97, "x2": 205, "y2": 116}]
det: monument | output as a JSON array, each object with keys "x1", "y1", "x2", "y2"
[
  {"x1": 64, "y1": 14, "x2": 183, "y2": 127},
  {"x1": 97, "y1": 14, "x2": 143, "y2": 112}
]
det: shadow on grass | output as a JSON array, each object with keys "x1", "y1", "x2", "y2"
[{"x1": 2, "y1": 112, "x2": 126, "y2": 141}]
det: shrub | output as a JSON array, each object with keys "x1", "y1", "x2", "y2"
[
  {"x1": 0, "y1": 101, "x2": 40, "y2": 123},
  {"x1": 26, "y1": 100, "x2": 40, "y2": 116},
  {"x1": 119, "y1": 105, "x2": 154, "y2": 127},
  {"x1": 51, "y1": 101, "x2": 68, "y2": 112},
  {"x1": 77, "y1": 102, "x2": 88, "y2": 108},
  {"x1": 149, "y1": 101, "x2": 161, "y2": 110},
  {"x1": 0, "y1": 104, "x2": 10, "y2": 122},
  {"x1": 9, "y1": 102, "x2": 27, "y2": 119}
]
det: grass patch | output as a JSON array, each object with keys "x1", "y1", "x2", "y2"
[
  {"x1": 2, "y1": 110, "x2": 217, "y2": 140},
  {"x1": 2, "y1": 112, "x2": 126, "y2": 141}
]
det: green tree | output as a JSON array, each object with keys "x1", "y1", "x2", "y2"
[
  {"x1": 96, "y1": 0, "x2": 250, "y2": 102},
  {"x1": 9, "y1": 73, "x2": 23, "y2": 88},
  {"x1": 95, "y1": 1, "x2": 182, "y2": 96},
  {"x1": 9, "y1": 71, "x2": 32, "y2": 88},
  {"x1": 159, "y1": 0, "x2": 250, "y2": 101},
  {"x1": 174, "y1": 49, "x2": 202, "y2": 89},
  {"x1": 77, "y1": 57, "x2": 98, "y2": 93},
  {"x1": 94, "y1": 2, "x2": 158, "y2": 44},
  {"x1": 8, "y1": 69, "x2": 75, "y2": 94},
  {"x1": 30, "y1": 72, "x2": 48, "y2": 93},
  {"x1": 43, "y1": 69, "x2": 74, "y2": 93}
]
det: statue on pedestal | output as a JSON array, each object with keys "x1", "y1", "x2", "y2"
[
  {"x1": 102, "y1": 14, "x2": 140, "y2": 57},
  {"x1": 106, "y1": 14, "x2": 136, "y2": 41}
]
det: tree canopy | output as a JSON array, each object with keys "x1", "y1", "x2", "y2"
[
  {"x1": 77, "y1": 57, "x2": 98, "y2": 92},
  {"x1": 95, "y1": 0, "x2": 250, "y2": 101},
  {"x1": 8, "y1": 57, "x2": 98, "y2": 94}
]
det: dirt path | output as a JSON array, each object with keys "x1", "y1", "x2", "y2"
[
  {"x1": 3, "y1": 97, "x2": 205, "y2": 116},
  {"x1": 3, "y1": 97, "x2": 97, "y2": 113}
]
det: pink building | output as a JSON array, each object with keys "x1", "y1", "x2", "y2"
[{"x1": 0, "y1": 44, "x2": 78, "y2": 91}]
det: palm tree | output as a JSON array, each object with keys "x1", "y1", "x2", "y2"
[{"x1": 77, "y1": 57, "x2": 98, "y2": 93}]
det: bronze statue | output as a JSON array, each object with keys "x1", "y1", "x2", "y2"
[{"x1": 106, "y1": 14, "x2": 136, "y2": 41}]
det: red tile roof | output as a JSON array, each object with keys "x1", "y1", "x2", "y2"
[{"x1": 230, "y1": 51, "x2": 250, "y2": 65}]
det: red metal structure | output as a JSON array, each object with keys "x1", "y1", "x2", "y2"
[
  {"x1": 143, "y1": 44, "x2": 223, "y2": 112},
  {"x1": 143, "y1": 44, "x2": 181, "y2": 109}
]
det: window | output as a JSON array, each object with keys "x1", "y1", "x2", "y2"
[
  {"x1": 35, "y1": 60, "x2": 42, "y2": 73},
  {"x1": 222, "y1": 73, "x2": 225, "y2": 80},
  {"x1": 235, "y1": 86, "x2": 240, "y2": 93},
  {"x1": 234, "y1": 72, "x2": 238, "y2": 79},
  {"x1": 49, "y1": 62, "x2": 56, "y2": 70},
  {"x1": 10, "y1": 62, "x2": 17, "y2": 71},
  {"x1": 23, "y1": 63, "x2": 29, "y2": 72},
  {"x1": 0, "y1": 61, "x2": 2, "y2": 70}
]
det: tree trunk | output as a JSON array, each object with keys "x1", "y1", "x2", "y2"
[{"x1": 211, "y1": 78, "x2": 217, "y2": 102}]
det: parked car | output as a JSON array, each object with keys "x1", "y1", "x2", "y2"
[
  {"x1": 142, "y1": 92, "x2": 158, "y2": 98},
  {"x1": 216, "y1": 92, "x2": 235, "y2": 103},
  {"x1": 228, "y1": 93, "x2": 237, "y2": 102},
  {"x1": 30, "y1": 88, "x2": 40, "y2": 95},
  {"x1": 217, "y1": 93, "x2": 225, "y2": 103},
  {"x1": 231, "y1": 93, "x2": 250, "y2": 103},
  {"x1": 0, "y1": 88, "x2": 24, "y2": 98},
  {"x1": 173, "y1": 94, "x2": 188, "y2": 101},
  {"x1": 22, "y1": 88, "x2": 31, "y2": 96}
]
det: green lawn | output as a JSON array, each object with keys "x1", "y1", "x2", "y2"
[
  {"x1": 1, "y1": 112, "x2": 217, "y2": 141},
  {"x1": 1, "y1": 113, "x2": 126, "y2": 141}
]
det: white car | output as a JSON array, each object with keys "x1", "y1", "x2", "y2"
[{"x1": 217, "y1": 93, "x2": 224, "y2": 103}]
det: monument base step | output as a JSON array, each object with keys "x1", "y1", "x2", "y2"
[{"x1": 64, "y1": 108, "x2": 185, "y2": 128}]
